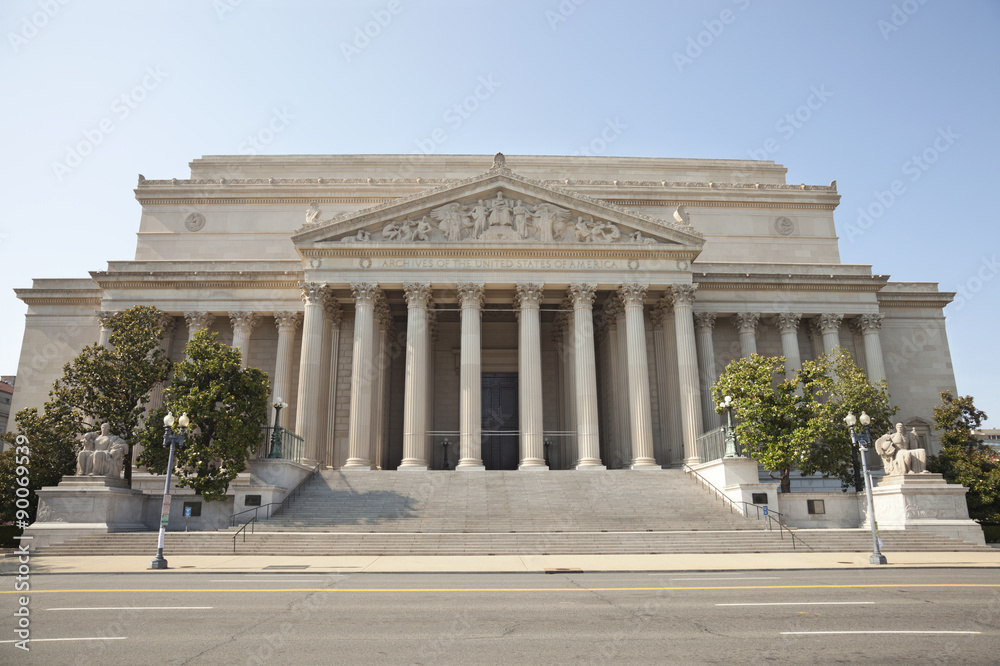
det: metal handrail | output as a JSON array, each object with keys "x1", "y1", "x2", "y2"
[
  {"x1": 232, "y1": 516, "x2": 255, "y2": 553},
  {"x1": 683, "y1": 464, "x2": 813, "y2": 551}
]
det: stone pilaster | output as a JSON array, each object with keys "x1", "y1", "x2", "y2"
[
  {"x1": 323, "y1": 299, "x2": 343, "y2": 468},
  {"x1": 857, "y1": 313, "x2": 887, "y2": 384},
  {"x1": 184, "y1": 311, "x2": 215, "y2": 343},
  {"x1": 294, "y1": 283, "x2": 327, "y2": 463},
  {"x1": 670, "y1": 285, "x2": 702, "y2": 465},
  {"x1": 694, "y1": 311, "x2": 719, "y2": 431},
  {"x1": 229, "y1": 311, "x2": 259, "y2": 368},
  {"x1": 372, "y1": 297, "x2": 391, "y2": 470},
  {"x1": 271, "y1": 312, "x2": 301, "y2": 425},
  {"x1": 516, "y1": 283, "x2": 547, "y2": 470},
  {"x1": 604, "y1": 297, "x2": 625, "y2": 467},
  {"x1": 735, "y1": 312, "x2": 760, "y2": 358},
  {"x1": 816, "y1": 313, "x2": 844, "y2": 355},
  {"x1": 619, "y1": 284, "x2": 657, "y2": 469},
  {"x1": 344, "y1": 283, "x2": 380, "y2": 470},
  {"x1": 656, "y1": 297, "x2": 683, "y2": 466},
  {"x1": 775, "y1": 313, "x2": 803, "y2": 376},
  {"x1": 570, "y1": 284, "x2": 605, "y2": 470},
  {"x1": 400, "y1": 283, "x2": 432, "y2": 470},
  {"x1": 456, "y1": 283, "x2": 485, "y2": 470}
]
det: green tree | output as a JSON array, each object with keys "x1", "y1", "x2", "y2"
[
  {"x1": 928, "y1": 392, "x2": 1000, "y2": 524},
  {"x1": 45, "y1": 305, "x2": 171, "y2": 486},
  {"x1": 138, "y1": 330, "x2": 270, "y2": 501},
  {"x1": 806, "y1": 349, "x2": 897, "y2": 490}
]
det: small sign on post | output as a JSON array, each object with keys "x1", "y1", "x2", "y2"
[
  {"x1": 763, "y1": 505, "x2": 768, "y2": 516},
  {"x1": 184, "y1": 505, "x2": 192, "y2": 531}
]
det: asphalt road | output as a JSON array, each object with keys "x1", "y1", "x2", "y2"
[{"x1": 2, "y1": 568, "x2": 998, "y2": 664}]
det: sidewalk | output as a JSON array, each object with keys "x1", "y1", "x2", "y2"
[{"x1": 9, "y1": 550, "x2": 1000, "y2": 575}]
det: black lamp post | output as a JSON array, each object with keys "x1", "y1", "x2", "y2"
[
  {"x1": 268, "y1": 398, "x2": 288, "y2": 459},
  {"x1": 719, "y1": 395, "x2": 741, "y2": 458},
  {"x1": 845, "y1": 410, "x2": 887, "y2": 565},
  {"x1": 150, "y1": 411, "x2": 189, "y2": 570}
]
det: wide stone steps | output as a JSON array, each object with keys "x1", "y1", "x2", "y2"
[{"x1": 35, "y1": 529, "x2": 990, "y2": 556}]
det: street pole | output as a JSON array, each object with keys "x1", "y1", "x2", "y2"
[
  {"x1": 845, "y1": 411, "x2": 886, "y2": 565},
  {"x1": 268, "y1": 398, "x2": 287, "y2": 459},
  {"x1": 150, "y1": 411, "x2": 188, "y2": 570},
  {"x1": 720, "y1": 395, "x2": 740, "y2": 458}
]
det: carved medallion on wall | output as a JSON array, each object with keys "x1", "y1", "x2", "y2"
[
  {"x1": 774, "y1": 216, "x2": 795, "y2": 236},
  {"x1": 185, "y1": 212, "x2": 206, "y2": 232}
]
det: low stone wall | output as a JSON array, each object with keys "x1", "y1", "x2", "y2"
[{"x1": 778, "y1": 491, "x2": 862, "y2": 528}]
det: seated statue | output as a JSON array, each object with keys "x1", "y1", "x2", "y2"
[
  {"x1": 874, "y1": 423, "x2": 928, "y2": 475},
  {"x1": 76, "y1": 423, "x2": 129, "y2": 479}
]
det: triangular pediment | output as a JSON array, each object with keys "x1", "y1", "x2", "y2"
[{"x1": 291, "y1": 163, "x2": 704, "y2": 249}]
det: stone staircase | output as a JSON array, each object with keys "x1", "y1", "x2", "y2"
[{"x1": 34, "y1": 469, "x2": 992, "y2": 556}]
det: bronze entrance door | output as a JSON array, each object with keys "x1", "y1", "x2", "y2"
[{"x1": 481, "y1": 372, "x2": 519, "y2": 470}]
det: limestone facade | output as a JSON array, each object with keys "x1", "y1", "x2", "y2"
[{"x1": 9, "y1": 154, "x2": 958, "y2": 470}]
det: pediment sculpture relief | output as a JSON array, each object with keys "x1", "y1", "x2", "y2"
[{"x1": 327, "y1": 191, "x2": 660, "y2": 244}]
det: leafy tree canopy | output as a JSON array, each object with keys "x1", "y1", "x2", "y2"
[{"x1": 138, "y1": 330, "x2": 270, "y2": 501}]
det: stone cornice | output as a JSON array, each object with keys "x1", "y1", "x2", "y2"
[
  {"x1": 90, "y1": 270, "x2": 303, "y2": 290},
  {"x1": 877, "y1": 291, "x2": 955, "y2": 308},
  {"x1": 694, "y1": 270, "x2": 889, "y2": 293},
  {"x1": 298, "y1": 243, "x2": 701, "y2": 262}
]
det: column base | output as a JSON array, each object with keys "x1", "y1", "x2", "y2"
[
  {"x1": 341, "y1": 458, "x2": 373, "y2": 471},
  {"x1": 629, "y1": 458, "x2": 662, "y2": 470},
  {"x1": 575, "y1": 460, "x2": 607, "y2": 470},
  {"x1": 518, "y1": 459, "x2": 548, "y2": 471},
  {"x1": 397, "y1": 463, "x2": 429, "y2": 471},
  {"x1": 456, "y1": 460, "x2": 485, "y2": 471}
]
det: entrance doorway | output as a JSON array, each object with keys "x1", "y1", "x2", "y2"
[{"x1": 481, "y1": 372, "x2": 518, "y2": 470}]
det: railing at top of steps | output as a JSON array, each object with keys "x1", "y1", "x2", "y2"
[
  {"x1": 683, "y1": 464, "x2": 812, "y2": 551},
  {"x1": 230, "y1": 464, "x2": 321, "y2": 551}
]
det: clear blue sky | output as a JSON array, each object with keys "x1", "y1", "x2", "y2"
[{"x1": 1, "y1": 0, "x2": 997, "y2": 421}]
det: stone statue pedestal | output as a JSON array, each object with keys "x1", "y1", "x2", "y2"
[
  {"x1": 24, "y1": 475, "x2": 147, "y2": 549},
  {"x1": 864, "y1": 473, "x2": 985, "y2": 546}
]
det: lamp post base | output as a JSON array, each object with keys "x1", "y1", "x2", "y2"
[
  {"x1": 150, "y1": 548, "x2": 168, "y2": 570},
  {"x1": 869, "y1": 553, "x2": 888, "y2": 565}
]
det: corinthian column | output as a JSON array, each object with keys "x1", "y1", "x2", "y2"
[
  {"x1": 344, "y1": 283, "x2": 380, "y2": 470},
  {"x1": 656, "y1": 297, "x2": 683, "y2": 465},
  {"x1": 857, "y1": 313, "x2": 887, "y2": 384},
  {"x1": 816, "y1": 313, "x2": 844, "y2": 355},
  {"x1": 184, "y1": 312, "x2": 215, "y2": 343},
  {"x1": 400, "y1": 283, "x2": 432, "y2": 470},
  {"x1": 570, "y1": 284, "x2": 605, "y2": 470},
  {"x1": 516, "y1": 283, "x2": 547, "y2": 470},
  {"x1": 456, "y1": 283, "x2": 485, "y2": 470},
  {"x1": 775, "y1": 313, "x2": 803, "y2": 377},
  {"x1": 95, "y1": 311, "x2": 117, "y2": 347},
  {"x1": 619, "y1": 284, "x2": 658, "y2": 469},
  {"x1": 735, "y1": 312, "x2": 760, "y2": 358},
  {"x1": 671, "y1": 285, "x2": 702, "y2": 464},
  {"x1": 323, "y1": 300, "x2": 344, "y2": 468},
  {"x1": 295, "y1": 282, "x2": 327, "y2": 463},
  {"x1": 271, "y1": 311, "x2": 301, "y2": 425},
  {"x1": 229, "y1": 311, "x2": 259, "y2": 368},
  {"x1": 694, "y1": 312, "x2": 719, "y2": 431}
]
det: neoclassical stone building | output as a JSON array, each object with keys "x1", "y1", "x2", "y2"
[{"x1": 10, "y1": 153, "x2": 957, "y2": 471}]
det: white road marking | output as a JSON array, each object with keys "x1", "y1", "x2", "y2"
[
  {"x1": 781, "y1": 631, "x2": 980, "y2": 635},
  {"x1": 666, "y1": 576, "x2": 782, "y2": 581},
  {"x1": 0, "y1": 637, "x2": 127, "y2": 643},
  {"x1": 718, "y1": 601, "x2": 875, "y2": 606},
  {"x1": 209, "y1": 578, "x2": 335, "y2": 582},
  {"x1": 47, "y1": 606, "x2": 212, "y2": 611}
]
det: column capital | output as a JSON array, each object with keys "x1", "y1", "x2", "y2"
[
  {"x1": 669, "y1": 284, "x2": 698, "y2": 307},
  {"x1": 404, "y1": 282, "x2": 434, "y2": 308},
  {"x1": 774, "y1": 312, "x2": 802, "y2": 334},
  {"x1": 815, "y1": 313, "x2": 844, "y2": 334},
  {"x1": 350, "y1": 282, "x2": 381, "y2": 307},
  {"x1": 650, "y1": 305, "x2": 665, "y2": 330},
  {"x1": 735, "y1": 312, "x2": 760, "y2": 335},
  {"x1": 568, "y1": 283, "x2": 597, "y2": 310},
  {"x1": 856, "y1": 313, "x2": 885, "y2": 333},
  {"x1": 159, "y1": 314, "x2": 176, "y2": 336},
  {"x1": 273, "y1": 311, "x2": 302, "y2": 332},
  {"x1": 229, "y1": 311, "x2": 259, "y2": 331},
  {"x1": 515, "y1": 283, "x2": 545, "y2": 309},
  {"x1": 95, "y1": 310, "x2": 118, "y2": 328},
  {"x1": 323, "y1": 299, "x2": 344, "y2": 327},
  {"x1": 618, "y1": 283, "x2": 649, "y2": 308},
  {"x1": 184, "y1": 311, "x2": 215, "y2": 332},
  {"x1": 457, "y1": 283, "x2": 485, "y2": 309},
  {"x1": 693, "y1": 312, "x2": 717, "y2": 332},
  {"x1": 604, "y1": 295, "x2": 624, "y2": 321},
  {"x1": 300, "y1": 282, "x2": 328, "y2": 306}
]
